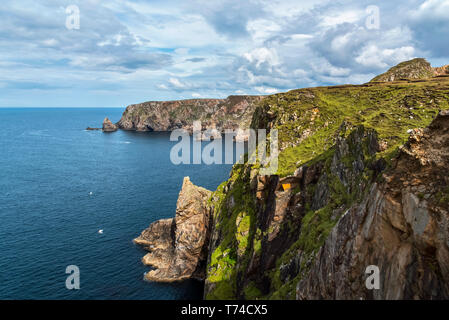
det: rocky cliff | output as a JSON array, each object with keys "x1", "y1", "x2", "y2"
[
  {"x1": 202, "y1": 59, "x2": 449, "y2": 300},
  {"x1": 134, "y1": 177, "x2": 212, "y2": 282},
  {"x1": 297, "y1": 111, "x2": 449, "y2": 299},
  {"x1": 102, "y1": 117, "x2": 118, "y2": 132},
  {"x1": 371, "y1": 58, "x2": 449, "y2": 82},
  {"x1": 134, "y1": 59, "x2": 449, "y2": 299},
  {"x1": 116, "y1": 95, "x2": 263, "y2": 133}
]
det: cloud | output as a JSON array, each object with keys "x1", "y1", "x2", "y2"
[
  {"x1": 355, "y1": 45, "x2": 416, "y2": 69},
  {"x1": 254, "y1": 86, "x2": 280, "y2": 94},
  {"x1": 185, "y1": 57, "x2": 206, "y2": 63},
  {"x1": 0, "y1": 0, "x2": 448, "y2": 107},
  {"x1": 408, "y1": 0, "x2": 449, "y2": 57},
  {"x1": 243, "y1": 47, "x2": 279, "y2": 71},
  {"x1": 191, "y1": 0, "x2": 265, "y2": 38}
]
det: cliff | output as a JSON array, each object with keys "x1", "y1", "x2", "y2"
[
  {"x1": 116, "y1": 95, "x2": 263, "y2": 133},
  {"x1": 297, "y1": 110, "x2": 449, "y2": 299},
  {"x1": 134, "y1": 177, "x2": 212, "y2": 282},
  {"x1": 203, "y1": 59, "x2": 449, "y2": 299},
  {"x1": 134, "y1": 59, "x2": 449, "y2": 299}
]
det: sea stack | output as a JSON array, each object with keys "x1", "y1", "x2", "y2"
[
  {"x1": 134, "y1": 177, "x2": 212, "y2": 282},
  {"x1": 102, "y1": 117, "x2": 118, "y2": 132}
]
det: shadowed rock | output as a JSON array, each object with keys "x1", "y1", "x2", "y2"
[{"x1": 296, "y1": 110, "x2": 449, "y2": 299}]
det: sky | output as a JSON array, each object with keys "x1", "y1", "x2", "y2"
[{"x1": 0, "y1": 0, "x2": 448, "y2": 107}]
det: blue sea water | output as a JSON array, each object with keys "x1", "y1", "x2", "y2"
[{"x1": 0, "y1": 108, "x2": 234, "y2": 300}]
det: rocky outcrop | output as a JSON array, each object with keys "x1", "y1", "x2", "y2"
[
  {"x1": 102, "y1": 117, "x2": 118, "y2": 132},
  {"x1": 134, "y1": 177, "x2": 212, "y2": 282},
  {"x1": 370, "y1": 58, "x2": 445, "y2": 82},
  {"x1": 204, "y1": 122, "x2": 384, "y2": 299},
  {"x1": 433, "y1": 65, "x2": 449, "y2": 76},
  {"x1": 116, "y1": 95, "x2": 263, "y2": 134},
  {"x1": 296, "y1": 110, "x2": 449, "y2": 299}
]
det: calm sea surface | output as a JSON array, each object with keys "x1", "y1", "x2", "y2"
[{"x1": 0, "y1": 108, "x2": 233, "y2": 299}]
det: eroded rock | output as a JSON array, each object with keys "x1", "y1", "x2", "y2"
[
  {"x1": 296, "y1": 111, "x2": 449, "y2": 299},
  {"x1": 134, "y1": 177, "x2": 212, "y2": 282},
  {"x1": 102, "y1": 117, "x2": 118, "y2": 132}
]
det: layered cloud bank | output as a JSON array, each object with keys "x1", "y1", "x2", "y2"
[{"x1": 1, "y1": 0, "x2": 448, "y2": 107}]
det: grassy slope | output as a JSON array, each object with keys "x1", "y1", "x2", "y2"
[{"x1": 268, "y1": 77, "x2": 449, "y2": 176}]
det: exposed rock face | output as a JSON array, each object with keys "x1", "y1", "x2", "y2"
[
  {"x1": 371, "y1": 58, "x2": 441, "y2": 82},
  {"x1": 128, "y1": 58, "x2": 449, "y2": 299},
  {"x1": 102, "y1": 117, "x2": 118, "y2": 132},
  {"x1": 117, "y1": 95, "x2": 263, "y2": 133},
  {"x1": 134, "y1": 177, "x2": 212, "y2": 282},
  {"x1": 296, "y1": 111, "x2": 449, "y2": 299},
  {"x1": 433, "y1": 65, "x2": 449, "y2": 76}
]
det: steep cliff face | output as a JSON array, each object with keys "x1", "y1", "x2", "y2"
[
  {"x1": 117, "y1": 95, "x2": 263, "y2": 133},
  {"x1": 297, "y1": 111, "x2": 449, "y2": 299},
  {"x1": 134, "y1": 177, "x2": 212, "y2": 282},
  {"x1": 203, "y1": 64, "x2": 449, "y2": 299},
  {"x1": 204, "y1": 125, "x2": 386, "y2": 299}
]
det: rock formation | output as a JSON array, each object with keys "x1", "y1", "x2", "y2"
[
  {"x1": 433, "y1": 64, "x2": 449, "y2": 76},
  {"x1": 297, "y1": 110, "x2": 449, "y2": 299},
  {"x1": 102, "y1": 117, "x2": 118, "y2": 132},
  {"x1": 134, "y1": 177, "x2": 212, "y2": 282},
  {"x1": 371, "y1": 58, "x2": 449, "y2": 82},
  {"x1": 132, "y1": 58, "x2": 449, "y2": 300},
  {"x1": 116, "y1": 95, "x2": 263, "y2": 134}
]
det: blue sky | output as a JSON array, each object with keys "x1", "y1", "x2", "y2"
[{"x1": 0, "y1": 0, "x2": 448, "y2": 107}]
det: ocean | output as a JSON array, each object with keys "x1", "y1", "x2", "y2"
[{"x1": 0, "y1": 108, "x2": 233, "y2": 299}]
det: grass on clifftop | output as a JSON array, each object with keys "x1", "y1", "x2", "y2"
[{"x1": 262, "y1": 78, "x2": 449, "y2": 176}]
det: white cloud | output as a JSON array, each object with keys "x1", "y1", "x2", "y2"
[
  {"x1": 412, "y1": 0, "x2": 449, "y2": 19},
  {"x1": 156, "y1": 84, "x2": 168, "y2": 90},
  {"x1": 175, "y1": 48, "x2": 190, "y2": 55},
  {"x1": 168, "y1": 78, "x2": 187, "y2": 88},
  {"x1": 0, "y1": 0, "x2": 448, "y2": 107},
  {"x1": 320, "y1": 10, "x2": 363, "y2": 27},
  {"x1": 355, "y1": 45, "x2": 415, "y2": 69},
  {"x1": 254, "y1": 86, "x2": 279, "y2": 94},
  {"x1": 243, "y1": 47, "x2": 279, "y2": 70}
]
